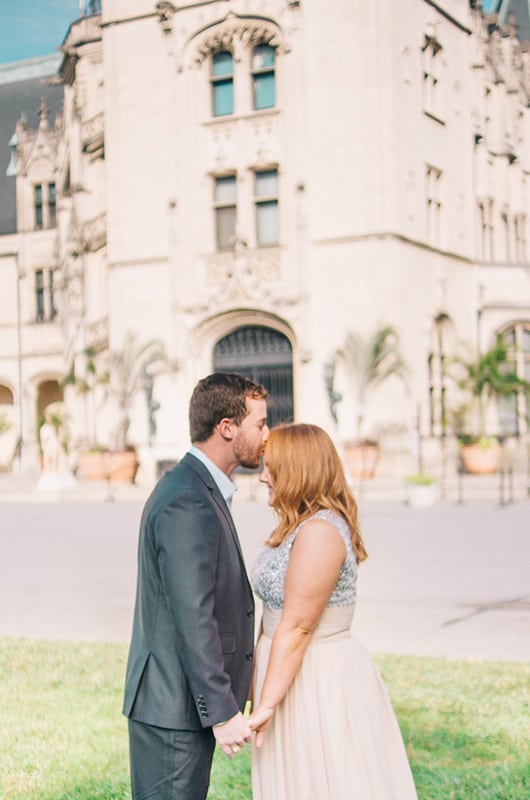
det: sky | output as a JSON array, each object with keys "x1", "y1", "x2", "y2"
[{"x1": 0, "y1": 0, "x2": 81, "y2": 65}]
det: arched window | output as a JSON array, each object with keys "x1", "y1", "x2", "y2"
[
  {"x1": 499, "y1": 322, "x2": 530, "y2": 435},
  {"x1": 252, "y1": 44, "x2": 276, "y2": 110},
  {"x1": 211, "y1": 51, "x2": 234, "y2": 116}
]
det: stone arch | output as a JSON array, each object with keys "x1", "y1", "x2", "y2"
[
  {"x1": 0, "y1": 383, "x2": 16, "y2": 469},
  {"x1": 189, "y1": 310, "x2": 295, "y2": 427},
  {"x1": 0, "y1": 384, "x2": 14, "y2": 405},
  {"x1": 181, "y1": 13, "x2": 288, "y2": 69}
]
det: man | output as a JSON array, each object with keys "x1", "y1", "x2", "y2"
[{"x1": 123, "y1": 372, "x2": 269, "y2": 800}]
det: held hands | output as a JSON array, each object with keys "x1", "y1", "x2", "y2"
[
  {"x1": 248, "y1": 704, "x2": 275, "y2": 749},
  {"x1": 213, "y1": 711, "x2": 252, "y2": 759}
]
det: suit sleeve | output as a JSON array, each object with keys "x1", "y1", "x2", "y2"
[{"x1": 154, "y1": 489, "x2": 240, "y2": 727}]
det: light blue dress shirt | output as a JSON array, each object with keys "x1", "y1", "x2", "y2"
[{"x1": 189, "y1": 446, "x2": 237, "y2": 509}]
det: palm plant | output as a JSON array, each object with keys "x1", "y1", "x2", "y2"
[
  {"x1": 453, "y1": 335, "x2": 530, "y2": 441},
  {"x1": 108, "y1": 333, "x2": 166, "y2": 451},
  {"x1": 334, "y1": 325, "x2": 407, "y2": 442}
]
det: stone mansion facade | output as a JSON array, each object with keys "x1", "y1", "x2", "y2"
[{"x1": 0, "y1": 0, "x2": 529, "y2": 481}]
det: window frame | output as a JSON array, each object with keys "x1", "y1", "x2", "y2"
[
  {"x1": 254, "y1": 168, "x2": 280, "y2": 247},
  {"x1": 34, "y1": 268, "x2": 58, "y2": 323},
  {"x1": 213, "y1": 174, "x2": 237, "y2": 251},
  {"x1": 211, "y1": 50, "x2": 234, "y2": 117},
  {"x1": 251, "y1": 43, "x2": 276, "y2": 111}
]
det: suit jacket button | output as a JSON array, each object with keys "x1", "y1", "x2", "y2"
[
  {"x1": 247, "y1": 609, "x2": 254, "y2": 617},
  {"x1": 245, "y1": 652, "x2": 253, "y2": 660}
]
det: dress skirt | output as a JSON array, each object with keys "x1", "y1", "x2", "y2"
[{"x1": 252, "y1": 606, "x2": 418, "y2": 800}]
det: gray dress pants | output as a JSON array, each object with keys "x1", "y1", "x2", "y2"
[{"x1": 128, "y1": 718, "x2": 216, "y2": 800}]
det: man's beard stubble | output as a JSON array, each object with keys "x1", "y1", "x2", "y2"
[{"x1": 233, "y1": 432, "x2": 263, "y2": 470}]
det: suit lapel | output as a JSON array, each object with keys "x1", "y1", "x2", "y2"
[{"x1": 182, "y1": 453, "x2": 247, "y2": 567}]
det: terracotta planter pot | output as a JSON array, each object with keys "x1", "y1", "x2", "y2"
[
  {"x1": 343, "y1": 442, "x2": 379, "y2": 481},
  {"x1": 103, "y1": 450, "x2": 139, "y2": 483},
  {"x1": 460, "y1": 443, "x2": 501, "y2": 475},
  {"x1": 77, "y1": 449, "x2": 139, "y2": 483},
  {"x1": 77, "y1": 451, "x2": 107, "y2": 481}
]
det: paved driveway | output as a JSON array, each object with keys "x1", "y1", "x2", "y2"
[{"x1": 1, "y1": 497, "x2": 528, "y2": 661}]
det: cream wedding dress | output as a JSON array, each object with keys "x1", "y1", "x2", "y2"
[{"x1": 251, "y1": 510, "x2": 418, "y2": 800}]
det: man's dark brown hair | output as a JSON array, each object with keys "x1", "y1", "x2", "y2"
[{"x1": 189, "y1": 372, "x2": 268, "y2": 443}]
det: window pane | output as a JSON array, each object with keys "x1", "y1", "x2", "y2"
[
  {"x1": 49, "y1": 182, "x2": 57, "y2": 227},
  {"x1": 498, "y1": 395, "x2": 518, "y2": 435},
  {"x1": 49, "y1": 269, "x2": 57, "y2": 319},
  {"x1": 522, "y1": 328, "x2": 530, "y2": 353},
  {"x1": 213, "y1": 79, "x2": 233, "y2": 116},
  {"x1": 257, "y1": 201, "x2": 279, "y2": 245},
  {"x1": 35, "y1": 270, "x2": 45, "y2": 321},
  {"x1": 256, "y1": 170, "x2": 278, "y2": 197},
  {"x1": 212, "y1": 51, "x2": 233, "y2": 77},
  {"x1": 254, "y1": 72, "x2": 275, "y2": 110},
  {"x1": 215, "y1": 176, "x2": 236, "y2": 203},
  {"x1": 35, "y1": 185, "x2": 43, "y2": 228},
  {"x1": 253, "y1": 44, "x2": 275, "y2": 69},
  {"x1": 216, "y1": 206, "x2": 236, "y2": 249}
]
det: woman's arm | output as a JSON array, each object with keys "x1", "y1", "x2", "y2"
[
  {"x1": 249, "y1": 519, "x2": 346, "y2": 746},
  {"x1": 247, "y1": 616, "x2": 264, "y2": 711}
]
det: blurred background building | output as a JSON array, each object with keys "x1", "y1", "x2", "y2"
[{"x1": 0, "y1": 0, "x2": 529, "y2": 483}]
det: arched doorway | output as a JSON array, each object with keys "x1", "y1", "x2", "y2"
[
  {"x1": 213, "y1": 326, "x2": 294, "y2": 427},
  {"x1": 37, "y1": 380, "x2": 63, "y2": 424}
]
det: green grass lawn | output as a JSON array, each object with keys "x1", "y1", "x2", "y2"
[{"x1": 0, "y1": 638, "x2": 527, "y2": 799}]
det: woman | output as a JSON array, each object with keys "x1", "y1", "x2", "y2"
[{"x1": 249, "y1": 423, "x2": 417, "y2": 800}]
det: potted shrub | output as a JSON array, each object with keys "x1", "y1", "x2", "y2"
[
  {"x1": 333, "y1": 326, "x2": 407, "y2": 479},
  {"x1": 405, "y1": 473, "x2": 439, "y2": 509},
  {"x1": 452, "y1": 336, "x2": 529, "y2": 475}
]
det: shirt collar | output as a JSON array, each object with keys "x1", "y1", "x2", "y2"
[{"x1": 189, "y1": 446, "x2": 238, "y2": 506}]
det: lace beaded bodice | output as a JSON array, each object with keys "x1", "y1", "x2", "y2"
[{"x1": 251, "y1": 509, "x2": 358, "y2": 610}]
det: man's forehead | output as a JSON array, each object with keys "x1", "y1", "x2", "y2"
[{"x1": 245, "y1": 395, "x2": 267, "y2": 416}]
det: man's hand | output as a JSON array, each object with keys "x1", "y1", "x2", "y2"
[{"x1": 213, "y1": 711, "x2": 252, "y2": 758}]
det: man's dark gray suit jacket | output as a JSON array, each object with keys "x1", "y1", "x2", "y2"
[{"x1": 123, "y1": 453, "x2": 255, "y2": 730}]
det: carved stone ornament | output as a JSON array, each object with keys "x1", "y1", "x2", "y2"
[
  {"x1": 156, "y1": 2, "x2": 177, "y2": 34},
  {"x1": 82, "y1": 212, "x2": 107, "y2": 252},
  {"x1": 86, "y1": 317, "x2": 109, "y2": 353},
  {"x1": 81, "y1": 111, "x2": 104, "y2": 157},
  {"x1": 194, "y1": 18, "x2": 286, "y2": 65},
  {"x1": 205, "y1": 246, "x2": 281, "y2": 303}
]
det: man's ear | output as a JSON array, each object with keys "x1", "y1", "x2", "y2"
[{"x1": 217, "y1": 417, "x2": 235, "y2": 441}]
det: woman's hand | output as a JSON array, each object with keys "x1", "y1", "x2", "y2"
[{"x1": 248, "y1": 703, "x2": 275, "y2": 748}]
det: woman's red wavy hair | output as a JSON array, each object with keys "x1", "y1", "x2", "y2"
[{"x1": 264, "y1": 423, "x2": 367, "y2": 563}]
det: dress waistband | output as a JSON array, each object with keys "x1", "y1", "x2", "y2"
[{"x1": 262, "y1": 605, "x2": 354, "y2": 642}]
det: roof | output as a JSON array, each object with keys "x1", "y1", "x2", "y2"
[{"x1": 0, "y1": 55, "x2": 64, "y2": 236}]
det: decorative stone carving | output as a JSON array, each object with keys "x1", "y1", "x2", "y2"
[
  {"x1": 195, "y1": 18, "x2": 286, "y2": 65},
  {"x1": 81, "y1": 111, "x2": 104, "y2": 157},
  {"x1": 156, "y1": 2, "x2": 177, "y2": 34},
  {"x1": 205, "y1": 246, "x2": 281, "y2": 303},
  {"x1": 86, "y1": 317, "x2": 109, "y2": 353},
  {"x1": 82, "y1": 213, "x2": 107, "y2": 252}
]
